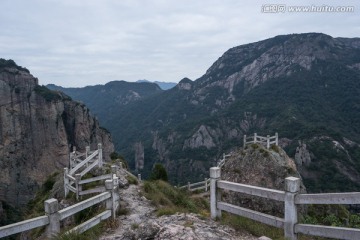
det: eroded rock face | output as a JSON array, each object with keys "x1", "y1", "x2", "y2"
[
  {"x1": 295, "y1": 142, "x2": 312, "y2": 168},
  {"x1": 183, "y1": 125, "x2": 216, "y2": 149},
  {"x1": 0, "y1": 67, "x2": 114, "y2": 208},
  {"x1": 134, "y1": 142, "x2": 144, "y2": 171}
]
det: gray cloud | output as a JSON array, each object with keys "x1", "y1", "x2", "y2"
[{"x1": 0, "y1": 0, "x2": 359, "y2": 87}]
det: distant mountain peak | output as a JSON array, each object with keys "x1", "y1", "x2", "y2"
[
  {"x1": 176, "y1": 77, "x2": 193, "y2": 90},
  {"x1": 136, "y1": 79, "x2": 177, "y2": 90}
]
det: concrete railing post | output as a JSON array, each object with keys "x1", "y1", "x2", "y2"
[
  {"x1": 85, "y1": 146, "x2": 90, "y2": 167},
  {"x1": 45, "y1": 198, "x2": 60, "y2": 238},
  {"x1": 111, "y1": 165, "x2": 117, "y2": 176},
  {"x1": 267, "y1": 135, "x2": 270, "y2": 149},
  {"x1": 72, "y1": 146, "x2": 76, "y2": 169},
  {"x1": 69, "y1": 152, "x2": 73, "y2": 170},
  {"x1": 254, "y1": 133, "x2": 257, "y2": 143},
  {"x1": 138, "y1": 174, "x2": 142, "y2": 182},
  {"x1": 105, "y1": 179, "x2": 116, "y2": 219},
  {"x1": 97, "y1": 143, "x2": 103, "y2": 167},
  {"x1": 119, "y1": 162, "x2": 123, "y2": 170},
  {"x1": 64, "y1": 168, "x2": 69, "y2": 198},
  {"x1": 85, "y1": 146, "x2": 90, "y2": 158},
  {"x1": 187, "y1": 182, "x2": 191, "y2": 191},
  {"x1": 275, "y1": 132, "x2": 279, "y2": 146},
  {"x1": 210, "y1": 167, "x2": 221, "y2": 219},
  {"x1": 205, "y1": 178, "x2": 208, "y2": 192},
  {"x1": 284, "y1": 177, "x2": 300, "y2": 240},
  {"x1": 243, "y1": 134, "x2": 247, "y2": 148},
  {"x1": 98, "y1": 143, "x2": 103, "y2": 168},
  {"x1": 75, "y1": 173, "x2": 81, "y2": 201}
]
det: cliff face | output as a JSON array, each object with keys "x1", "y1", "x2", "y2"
[{"x1": 0, "y1": 64, "x2": 114, "y2": 208}]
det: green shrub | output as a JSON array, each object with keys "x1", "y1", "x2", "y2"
[
  {"x1": 126, "y1": 174, "x2": 138, "y2": 185},
  {"x1": 149, "y1": 163, "x2": 168, "y2": 181},
  {"x1": 34, "y1": 85, "x2": 62, "y2": 102}
]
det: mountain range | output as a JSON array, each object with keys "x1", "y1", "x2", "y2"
[{"x1": 51, "y1": 33, "x2": 360, "y2": 193}]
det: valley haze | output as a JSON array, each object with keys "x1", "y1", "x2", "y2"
[{"x1": 47, "y1": 33, "x2": 360, "y2": 196}]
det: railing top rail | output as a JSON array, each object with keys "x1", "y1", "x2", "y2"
[
  {"x1": 69, "y1": 150, "x2": 98, "y2": 175},
  {"x1": 0, "y1": 215, "x2": 49, "y2": 238},
  {"x1": 295, "y1": 224, "x2": 360, "y2": 239},
  {"x1": 296, "y1": 192, "x2": 360, "y2": 205},
  {"x1": 59, "y1": 191, "x2": 110, "y2": 220},
  {"x1": 217, "y1": 180, "x2": 285, "y2": 202},
  {"x1": 218, "y1": 201, "x2": 285, "y2": 229}
]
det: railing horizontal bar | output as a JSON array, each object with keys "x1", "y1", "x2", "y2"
[
  {"x1": 74, "y1": 153, "x2": 86, "y2": 158},
  {"x1": 188, "y1": 181, "x2": 206, "y2": 187},
  {"x1": 80, "y1": 160, "x2": 99, "y2": 177},
  {"x1": 218, "y1": 202, "x2": 284, "y2": 229},
  {"x1": 295, "y1": 224, "x2": 360, "y2": 239},
  {"x1": 295, "y1": 192, "x2": 360, "y2": 204},
  {"x1": 217, "y1": 180, "x2": 285, "y2": 201},
  {"x1": 191, "y1": 186, "x2": 206, "y2": 191},
  {"x1": 67, "y1": 184, "x2": 77, "y2": 193},
  {"x1": 69, "y1": 150, "x2": 98, "y2": 175},
  {"x1": 79, "y1": 174, "x2": 112, "y2": 184},
  {"x1": 0, "y1": 215, "x2": 49, "y2": 238},
  {"x1": 67, "y1": 210, "x2": 111, "y2": 234},
  {"x1": 79, "y1": 187, "x2": 105, "y2": 195},
  {"x1": 66, "y1": 174, "x2": 76, "y2": 182},
  {"x1": 59, "y1": 192, "x2": 110, "y2": 220},
  {"x1": 257, "y1": 136, "x2": 268, "y2": 140}
]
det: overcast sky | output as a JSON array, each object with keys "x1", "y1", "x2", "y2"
[{"x1": 0, "y1": 0, "x2": 359, "y2": 87}]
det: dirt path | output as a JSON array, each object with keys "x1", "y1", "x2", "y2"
[{"x1": 100, "y1": 183, "x2": 260, "y2": 240}]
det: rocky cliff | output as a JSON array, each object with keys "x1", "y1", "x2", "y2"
[
  {"x1": 221, "y1": 143, "x2": 305, "y2": 217},
  {"x1": 0, "y1": 60, "x2": 114, "y2": 211}
]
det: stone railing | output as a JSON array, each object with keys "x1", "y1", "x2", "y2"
[
  {"x1": 210, "y1": 167, "x2": 360, "y2": 240},
  {"x1": 0, "y1": 177, "x2": 119, "y2": 239},
  {"x1": 179, "y1": 178, "x2": 210, "y2": 192},
  {"x1": 243, "y1": 133, "x2": 278, "y2": 149},
  {"x1": 64, "y1": 144, "x2": 107, "y2": 200},
  {"x1": 179, "y1": 153, "x2": 231, "y2": 192}
]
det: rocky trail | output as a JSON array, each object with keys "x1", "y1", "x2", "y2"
[{"x1": 100, "y1": 181, "x2": 260, "y2": 240}]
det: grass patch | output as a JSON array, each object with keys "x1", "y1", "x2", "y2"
[
  {"x1": 131, "y1": 223, "x2": 139, "y2": 229},
  {"x1": 142, "y1": 180, "x2": 209, "y2": 216},
  {"x1": 221, "y1": 212, "x2": 285, "y2": 240},
  {"x1": 270, "y1": 145, "x2": 280, "y2": 153},
  {"x1": 52, "y1": 222, "x2": 104, "y2": 240},
  {"x1": 27, "y1": 172, "x2": 59, "y2": 217},
  {"x1": 221, "y1": 212, "x2": 329, "y2": 240},
  {"x1": 126, "y1": 174, "x2": 138, "y2": 185}
]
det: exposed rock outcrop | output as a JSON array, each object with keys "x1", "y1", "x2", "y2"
[
  {"x1": 134, "y1": 142, "x2": 144, "y2": 171},
  {"x1": 295, "y1": 142, "x2": 312, "y2": 168},
  {"x1": 221, "y1": 144, "x2": 305, "y2": 217},
  {"x1": 183, "y1": 125, "x2": 216, "y2": 149},
  {"x1": 0, "y1": 64, "x2": 114, "y2": 209}
]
